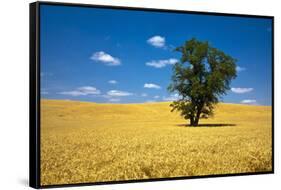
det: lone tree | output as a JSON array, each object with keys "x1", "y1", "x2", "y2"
[{"x1": 168, "y1": 38, "x2": 237, "y2": 126}]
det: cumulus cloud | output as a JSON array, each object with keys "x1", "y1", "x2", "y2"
[
  {"x1": 107, "y1": 90, "x2": 133, "y2": 97},
  {"x1": 154, "y1": 95, "x2": 160, "y2": 99},
  {"x1": 163, "y1": 94, "x2": 181, "y2": 101},
  {"x1": 59, "y1": 86, "x2": 101, "y2": 96},
  {"x1": 90, "y1": 51, "x2": 121, "y2": 66},
  {"x1": 241, "y1": 99, "x2": 257, "y2": 104},
  {"x1": 231, "y1": 87, "x2": 253, "y2": 94},
  {"x1": 147, "y1": 35, "x2": 165, "y2": 48},
  {"x1": 236, "y1": 66, "x2": 246, "y2": 72},
  {"x1": 108, "y1": 80, "x2": 117, "y2": 84},
  {"x1": 146, "y1": 58, "x2": 178, "y2": 68},
  {"x1": 144, "y1": 83, "x2": 161, "y2": 89}
]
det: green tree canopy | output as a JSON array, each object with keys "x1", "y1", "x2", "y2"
[{"x1": 168, "y1": 38, "x2": 237, "y2": 126}]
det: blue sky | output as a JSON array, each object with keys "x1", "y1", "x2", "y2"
[{"x1": 40, "y1": 5, "x2": 272, "y2": 105}]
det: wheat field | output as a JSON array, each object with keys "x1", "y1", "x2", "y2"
[{"x1": 40, "y1": 99, "x2": 272, "y2": 185}]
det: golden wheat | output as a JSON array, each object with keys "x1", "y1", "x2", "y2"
[{"x1": 40, "y1": 99, "x2": 272, "y2": 185}]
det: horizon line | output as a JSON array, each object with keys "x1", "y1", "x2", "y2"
[{"x1": 40, "y1": 98, "x2": 272, "y2": 106}]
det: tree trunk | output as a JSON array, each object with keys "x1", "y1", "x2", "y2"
[
  {"x1": 189, "y1": 104, "x2": 203, "y2": 126},
  {"x1": 189, "y1": 117, "x2": 195, "y2": 126},
  {"x1": 194, "y1": 114, "x2": 200, "y2": 126},
  {"x1": 193, "y1": 107, "x2": 202, "y2": 126}
]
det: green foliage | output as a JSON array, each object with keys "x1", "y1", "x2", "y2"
[{"x1": 168, "y1": 38, "x2": 237, "y2": 126}]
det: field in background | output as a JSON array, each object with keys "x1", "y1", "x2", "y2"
[{"x1": 40, "y1": 99, "x2": 272, "y2": 186}]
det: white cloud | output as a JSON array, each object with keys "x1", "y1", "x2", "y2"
[
  {"x1": 144, "y1": 83, "x2": 161, "y2": 89},
  {"x1": 77, "y1": 86, "x2": 101, "y2": 94},
  {"x1": 231, "y1": 87, "x2": 253, "y2": 94},
  {"x1": 108, "y1": 80, "x2": 117, "y2": 84},
  {"x1": 154, "y1": 95, "x2": 160, "y2": 99},
  {"x1": 147, "y1": 35, "x2": 165, "y2": 48},
  {"x1": 146, "y1": 58, "x2": 178, "y2": 68},
  {"x1": 59, "y1": 86, "x2": 101, "y2": 96},
  {"x1": 107, "y1": 90, "x2": 133, "y2": 97},
  {"x1": 59, "y1": 91, "x2": 85, "y2": 96},
  {"x1": 236, "y1": 66, "x2": 246, "y2": 72},
  {"x1": 90, "y1": 51, "x2": 121, "y2": 66},
  {"x1": 109, "y1": 98, "x2": 120, "y2": 102},
  {"x1": 141, "y1": 93, "x2": 148, "y2": 97},
  {"x1": 163, "y1": 94, "x2": 181, "y2": 101},
  {"x1": 241, "y1": 99, "x2": 257, "y2": 104}
]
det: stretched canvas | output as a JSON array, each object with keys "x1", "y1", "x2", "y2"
[{"x1": 30, "y1": 1, "x2": 274, "y2": 188}]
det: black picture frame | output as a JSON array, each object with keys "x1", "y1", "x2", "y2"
[{"x1": 29, "y1": 1, "x2": 274, "y2": 189}]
